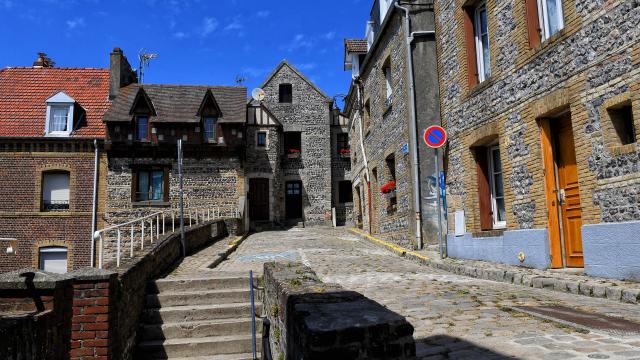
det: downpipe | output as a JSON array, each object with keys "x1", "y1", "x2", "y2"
[
  {"x1": 90, "y1": 139, "x2": 99, "y2": 268},
  {"x1": 395, "y1": 2, "x2": 436, "y2": 250},
  {"x1": 354, "y1": 79, "x2": 373, "y2": 234}
]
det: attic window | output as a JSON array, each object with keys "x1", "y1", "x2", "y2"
[
  {"x1": 45, "y1": 92, "x2": 75, "y2": 136},
  {"x1": 279, "y1": 84, "x2": 293, "y2": 103}
]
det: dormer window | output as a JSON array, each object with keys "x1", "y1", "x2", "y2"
[
  {"x1": 136, "y1": 116, "x2": 149, "y2": 141},
  {"x1": 45, "y1": 92, "x2": 75, "y2": 136},
  {"x1": 203, "y1": 117, "x2": 217, "y2": 142}
]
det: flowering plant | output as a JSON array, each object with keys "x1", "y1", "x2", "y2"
[
  {"x1": 380, "y1": 181, "x2": 396, "y2": 194},
  {"x1": 338, "y1": 149, "x2": 351, "y2": 154},
  {"x1": 287, "y1": 149, "x2": 301, "y2": 154}
]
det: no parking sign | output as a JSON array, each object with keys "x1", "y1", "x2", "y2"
[{"x1": 424, "y1": 125, "x2": 447, "y2": 149}]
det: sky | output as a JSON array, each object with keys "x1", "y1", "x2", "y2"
[{"x1": 0, "y1": 0, "x2": 371, "y2": 107}]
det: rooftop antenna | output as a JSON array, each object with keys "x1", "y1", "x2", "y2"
[
  {"x1": 235, "y1": 75, "x2": 247, "y2": 87},
  {"x1": 138, "y1": 49, "x2": 158, "y2": 84}
]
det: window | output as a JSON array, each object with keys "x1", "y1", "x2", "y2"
[
  {"x1": 39, "y1": 247, "x2": 68, "y2": 274},
  {"x1": 136, "y1": 116, "x2": 149, "y2": 141},
  {"x1": 203, "y1": 117, "x2": 217, "y2": 142},
  {"x1": 45, "y1": 92, "x2": 75, "y2": 136},
  {"x1": 475, "y1": 144, "x2": 506, "y2": 230},
  {"x1": 537, "y1": 0, "x2": 564, "y2": 41},
  {"x1": 337, "y1": 133, "x2": 349, "y2": 152},
  {"x1": 279, "y1": 84, "x2": 293, "y2": 103},
  {"x1": 257, "y1": 131, "x2": 267, "y2": 147},
  {"x1": 284, "y1": 132, "x2": 302, "y2": 154},
  {"x1": 338, "y1": 181, "x2": 353, "y2": 203},
  {"x1": 50, "y1": 107, "x2": 69, "y2": 133},
  {"x1": 364, "y1": 100, "x2": 371, "y2": 130},
  {"x1": 383, "y1": 61, "x2": 393, "y2": 103},
  {"x1": 474, "y1": 2, "x2": 491, "y2": 83},
  {"x1": 42, "y1": 171, "x2": 70, "y2": 212},
  {"x1": 384, "y1": 154, "x2": 397, "y2": 213},
  {"x1": 134, "y1": 169, "x2": 166, "y2": 202},
  {"x1": 608, "y1": 104, "x2": 636, "y2": 146}
]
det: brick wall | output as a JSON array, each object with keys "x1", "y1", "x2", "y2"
[
  {"x1": 0, "y1": 143, "x2": 106, "y2": 273},
  {"x1": 435, "y1": 0, "x2": 640, "y2": 233},
  {"x1": 71, "y1": 278, "x2": 115, "y2": 359}
]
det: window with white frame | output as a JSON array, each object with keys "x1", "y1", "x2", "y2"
[
  {"x1": 45, "y1": 92, "x2": 75, "y2": 136},
  {"x1": 42, "y1": 171, "x2": 70, "y2": 212},
  {"x1": 537, "y1": 0, "x2": 564, "y2": 40},
  {"x1": 488, "y1": 145, "x2": 506, "y2": 228},
  {"x1": 383, "y1": 62, "x2": 393, "y2": 102},
  {"x1": 474, "y1": 2, "x2": 491, "y2": 82},
  {"x1": 39, "y1": 246, "x2": 68, "y2": 274}
]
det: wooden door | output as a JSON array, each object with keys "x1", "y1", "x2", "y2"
[
  {"x1": 285, "y1": 181, "x2": 303, "y2": 220},
  {"x1": 540, "y1": 120, "x2": 563, "y2": 268},
  {"x1": 554, "y1": 115, "x2": 584, "y2": 267},
  {"x1": 249, "y1": 178, "x2": 269, "y2": 221}
]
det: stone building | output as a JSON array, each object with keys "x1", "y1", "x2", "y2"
[
  {"x1": 245, "y1": 61, "x2": 339, "y2": 228},
  {"x1": 0, "y1": 52, "x2": 124, "y2": 273},
  {"x1": 343, "y1": 0, "x2": 441, "y2": 249},
  {"x1": 435, "y1": 0, "x2": 640, "y2": 280}
]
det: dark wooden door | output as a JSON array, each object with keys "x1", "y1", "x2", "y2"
[
  {"x1": 554, "y1": 115, "x2": 584, "y2": 268},
  {"x1": 285, "y1": 181, "x2": 303, "y2": 220},
  {"x1": 249, "y1": 178, "x2": 269, "y2": 221}
]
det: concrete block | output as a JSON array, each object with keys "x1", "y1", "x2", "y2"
[
  {"x1": 621, "y1": 289, "x2": 640, "y2": 304},
  {"x1": 579, "y1": 282, "x2": 594, "y2": 297},
  {"x1": 605, "y1": 286, "x2": 623, "y2": 301}
]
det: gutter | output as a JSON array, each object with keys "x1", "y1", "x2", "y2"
[
  {"x1": 90, "y1": 139, "x2": 99, "y2": 268},
  {"x1": 395, "y1": 1, "x2": 435, "y2": 249}
]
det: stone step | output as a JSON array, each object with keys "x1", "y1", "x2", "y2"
[
  {"x1": 170, "y1": 354, "x2": 260, "y2": 360},
  {"x1": 142, "y1": 303, "x2": 262, "y2": 324},
  {"x1": 137, "y1": 335, "x2": 261, "y2": 359},
  {"x1": 146, "y1": 289, "x2": 252, "y2": 308},
  {"x1": 139, "y1": 317, "x2": 262, "y2": 341},
  {"x1": 149, "y1": 276, "x2": 250, "y2": 294}
]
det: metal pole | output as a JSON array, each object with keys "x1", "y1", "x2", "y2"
[
  {"x1": 178, "y1": 139, "x2": 186, "y2": 256},
  {"x1": 435, "y1": 148, "x2": 444, "y2": 259},
  {"x1": 90, "y1": 139, "x2": 99, "y2": 268},
  {"x1": 249, "y1": 270, "x2": 257, "y2": 360}
]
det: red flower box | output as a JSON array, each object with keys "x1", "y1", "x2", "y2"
[
  {"x1": 287, "y1": 149, "x2": 301, "y2": 154},
  {"x1": 338, "y1": 149, "x2": 351, "y2": 154},
  {"x1": 380, "y1": 181, "x2": 396, "y2": 194}
]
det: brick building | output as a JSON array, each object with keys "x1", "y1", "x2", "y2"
[
  {"x1": 435, "y1": 0, "x2": 640, "y2": 280},
  {"x1": 343, "y1": 0, "x2": 441, "y2": 249},
  {"x1": 246, "y1": 61, "x2": 340, "y2": 228},
  {"x1": 0, "y1": 52, "x2": 130, "y2": 273}
]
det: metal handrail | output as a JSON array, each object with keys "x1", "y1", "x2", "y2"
[
  {"x1": 92, "y1": 205, "x2": 240, "y2": 269},
  {"x1": 250, "y1": 270, "x2": 257, "y2": 360}
]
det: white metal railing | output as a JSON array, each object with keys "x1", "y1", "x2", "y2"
[{"x1": 92, "y1": 206, "x2": 239, "y2": 269}]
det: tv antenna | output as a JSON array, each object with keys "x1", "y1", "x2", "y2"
[
  {"x1": 235, "y1": 75, "x2": 247, "y2": 87},
  {"x1": 138, "y1": 49, "x2": 159, "y2": 84},
  {"x1": 251, "y1": 88, "x2": 266, "y2": 102}
]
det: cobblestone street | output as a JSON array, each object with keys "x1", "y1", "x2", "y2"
[{"x1": 204, "y1": 227, "x2": 640, "y2": 359}]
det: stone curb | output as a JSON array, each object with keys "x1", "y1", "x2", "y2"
[
  {"x1": 207, "y1": 234, "x2": 249, "y2": 269},
  {"x1": 347, "y1": 228, "x2": 640, "y2": 305}
]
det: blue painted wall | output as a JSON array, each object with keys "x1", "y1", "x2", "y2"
[
  {"x1": 446, "y1": 229, "x2": 550, "y2": 269},
  {"x1": 583, "y1": 221, "x2": 640, "y2": 281}
]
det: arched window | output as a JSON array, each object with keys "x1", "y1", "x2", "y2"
[
  {"x1": 42, "y1": 171, "x2": 70, "y2": 212},
  {"x1": 39, "y1": 246, "x2": 68, "y2": 274}
]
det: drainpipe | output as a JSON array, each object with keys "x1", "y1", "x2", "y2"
[
  {"x1": 354, "y1": 79, "x2": 373, "y2": 233},
  {"x1": 395, "y1": 2, "x2": 435, "y2": 249},
  {"x1": 90, "y1": 139, "x2": 99, "y2": 268}
]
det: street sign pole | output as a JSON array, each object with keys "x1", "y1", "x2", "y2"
[
  {"x1": 424, "y1": 125, "x2": 447, "y2": 259},
  {"x1": 435, "y1": 147, "x2": 444, "y2": 259},
  {"x1": 178, "y1": 139, "x2": 185, "y2": 257}
]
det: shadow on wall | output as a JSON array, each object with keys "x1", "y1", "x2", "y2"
[{"x1": 415, "y1": 335, "x2": 515, "y2": 359}]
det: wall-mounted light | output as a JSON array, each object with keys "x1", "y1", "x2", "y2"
[{"x1": 2, "y1": 238, "x2": 17, "y2": 255}]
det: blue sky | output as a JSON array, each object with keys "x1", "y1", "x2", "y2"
[{"x1": 0, "y1": 0, "x2": 370, "y2": 105}]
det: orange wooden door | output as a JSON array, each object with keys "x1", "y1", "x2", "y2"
[
  {"x1": 554, "y1": 115, "x2": 584, "y2": 267},
  {"x1": 540, "y1": 119, "x2": 563, "y2": 268}
]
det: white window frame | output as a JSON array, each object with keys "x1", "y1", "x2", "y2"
[
  {"x1": 488, "y1": 145, "x2": 506, "y2": 229},
  {"x1": 42, "y1": 171, "x2": 71, "y2": 212},
  {"x1": 537, "y1": 0, "x2": 564, "y2": 41},
  {"x1": 383, "y1": 64, "x2": 393, "y2": 101},
  {"x1": 474, "y1": 2, "x2": 491, "y2": 83},
  {"x1": 45, "y1": 92, "x2": 75, "y2": 137},
  {"x1": 39, "y1": 246, "x2": 68, "y2": 274}
]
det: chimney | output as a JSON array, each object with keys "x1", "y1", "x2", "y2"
[
  {"x1": 109, "y1": 47, "x2": 138, "y2": 100},
  {"x1": 33, "y1": 52, "x2": 55, "y2": 68}
]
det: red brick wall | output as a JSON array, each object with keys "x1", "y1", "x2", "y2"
[
  {"x1": 0, "y1": 150, "x2": 98, "y2": 272},
  {"x1": 71, "y1": 280, "x2": 113, "y2": 360}
]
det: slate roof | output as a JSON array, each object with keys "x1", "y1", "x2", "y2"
[
  {"x1": 0, "y1": 67, "x2": 110, "y2": 138},
  {"x1": 103, "y1": 84, "x2": 247, "y2": 124},
  {"x1": 345, "y1": 39, "x2": 368, "y2": 53}
]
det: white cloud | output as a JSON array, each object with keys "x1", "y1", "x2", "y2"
[
  {"x1": 280, "y1": 34, "x2": 314, "y2": 52},
  {"x1": 224, "y1": 17, "x2": 243, "y2": 31},
  {"x1": 323, "y1": 31, "x2": 336, "y2": 40},
  {"x1": 200, "y1": 17, "x2": 218, "y2": 37},
  {"x1": 241, "y1": 66, "x2": 272, "y2": 78},
  {"x1": 256, "y1": 10, "x2": 270, "y2": 18},
  {"x1": 1, "y1": 0, "x2": 12, "y2": 9},
  {"x1": 173, "y1": 31, "x2": 188, "y2": 39},
  {"x1": 66, "y1": 17, "x2": 85, "y2": 30},
  {"x1": 297, "y1": 63, "x2": 317, "y2": 71}
]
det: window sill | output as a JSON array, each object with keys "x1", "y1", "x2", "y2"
[
  {"x1": 524, "y1": 28, "x2": 568, "y2": 63},
  {"x1": 44, "y1": 132, "x2": 72, "y2": 138},
  {"x1": 132, "y1": 201, "x2": 171, "y2": 208},
  {"x1": 472, "y1": 229, "x2": 505, "y2": 238},
  {"x1": 608, "y1": 143, "x2": 637, "y2": 156},
  {"x1": 467, "y1": 77, "x2": 494, "y2": 98}
]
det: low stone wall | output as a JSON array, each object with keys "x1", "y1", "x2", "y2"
[
  {"x1": 0, "y1": 218, "x2": 241, "y2": 360},
  {"x1": 263, "y1": 262, "x2": 415, "y2": 360},
  {"x1": 583, "y1": 221, "x2": 640, "y2": 281}
]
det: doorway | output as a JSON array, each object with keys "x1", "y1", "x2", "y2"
[
  {"x1": 285, "y1": 181, "x2": 303, "y2": 220},
  {"x1": 249, "y1": 178, "x2": 270, "y2": 222},
  {"x1": 540, "y1": 113, "x2": 584, "y2": 268}
]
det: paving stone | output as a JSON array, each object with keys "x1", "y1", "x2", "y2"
[
  {"x1": 622, "y1": 289, "x2": 640, "y2": 304},
  {"x1": 541, "y1": 352, "x2": 577, "y2": 360},
  {"x1": 606, "y1": 287, "x2": 623, "y2": 301}
]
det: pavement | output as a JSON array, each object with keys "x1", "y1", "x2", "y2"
[{"x1": 179, "y1": 227, "x2": 640, "y2": 359}]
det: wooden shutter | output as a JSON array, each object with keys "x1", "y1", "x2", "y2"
[
  {"x1": 163, "y1": 167, "x2": 170, "y2": 202},
  {"x1": 525, "y1": 0, "x2": 541, "y2": 48},
  {"x1": 463, "y1": 7, "x2": 479, "y2": 88},
  {"x1": 475, "y1": 148, "x2": 493, "y2": 230},
  {"x1": 131, "y1": 168, "x2": 139, "y2": 202}
]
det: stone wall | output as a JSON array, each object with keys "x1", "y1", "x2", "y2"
[
  {"x1": 0, "y1": 142, "x2": 108, "y2": 273},
  {"x1": 263, "y1": 262, "x2": 415, "y2": 359},
  {"x1": 261, "y1": 62, "x2": 333, "y2": 226}
]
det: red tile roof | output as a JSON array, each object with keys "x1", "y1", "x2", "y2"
[
  {"x1": 0, "y1": 67, "x2": 110, "y2": 138},
  {"x1": 345, "y1": 39, "x2": 368, "y2": 53}
]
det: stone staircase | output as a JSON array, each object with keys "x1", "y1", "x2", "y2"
[{"x1": 137, "y1": 273, "x2": 263, "y2": 360}]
